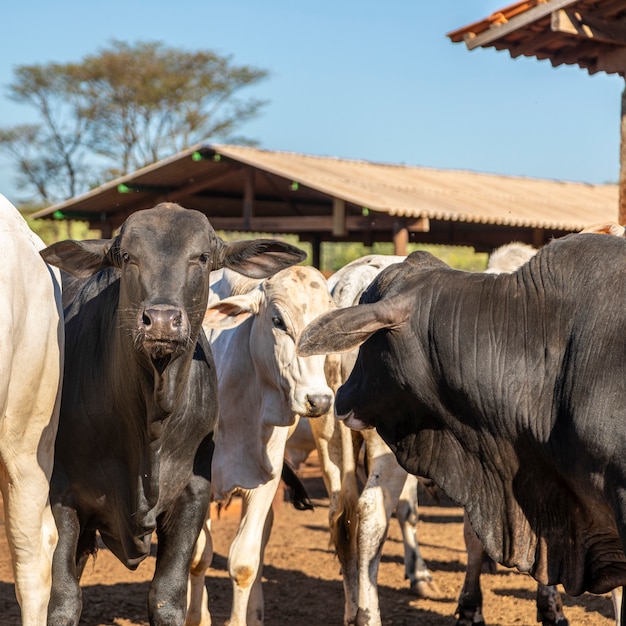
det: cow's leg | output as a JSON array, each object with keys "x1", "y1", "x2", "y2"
[
  {"x1": 395, "y1": 473, "x2": 439, "y2": 598},
  {"x1": 354, "y1": 432, "x2": 408, "y2": 626},
  {"x1": 47, "y1": 502, "x2": 86, "y2": 626},
  {"x1": 185, "y1": 515, "x2": 212, "y2": 626},
  {"x1": 616, "y1": 586, "x2": 624, "y2": 626},
  {"x1": 455, "y1": 512, "x2": 486, "y2": 626},
  {"x1": 246, "y1": 502, "x2": 275, "y2": 625},
  {"x1": 0, "y1": 455, "x2": 58, "y2": 626},
  {"x1": 309, "y1": 410, "x2": 360, "y2": 625},
  {"x1": 150, "y1": 474, "x2": 212, "y2": 626},
  {"x1": 0, "y1": 349, "x2": 60, "y2": 626},
  {"x1": 228, "y1": 476, "x2": 282, "y2": 626},
  {"x1": 612, "y1": 586, "x2": 623, "y2": 626},
  {"x1": 535, "y1": 584, "x2": 568, "y2": 625}
]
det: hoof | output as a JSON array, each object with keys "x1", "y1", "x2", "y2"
[
  {"x1": 455, "y1": 606, "x2": 486, "y2": 626},
  {"x1": 410, "y1": 578, "x2": 443, "y2": 599},
  {"x1": 455, "y1": 614, "x2": 486, "y2": 626}
]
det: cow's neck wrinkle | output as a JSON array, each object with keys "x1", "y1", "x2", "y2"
[
  {"x1": 133, "y1": 437, "x2": 162, "y2": 539},
  {"x1": 153, "y1": 354, "x2": 193, "y2": 418}
]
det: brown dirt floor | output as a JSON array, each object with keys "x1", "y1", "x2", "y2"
[{"x1": 0, "y1": 453, "x2": 616, "y2": 625}]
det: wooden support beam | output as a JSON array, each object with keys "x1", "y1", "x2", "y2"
[
  {"x1": 393, "y1": 220, "x2": 409, "y2": 256},
  {"x1": 311, "y1": 235, "x2": 321, "y2": 269},
  {"x1": 175, "y1": 164, "x2": 240, "y2": 198},
  {"x1": 532, "y1": 227, "x2": 545, "y2": 248},
  {"x1": 464, "y1": 0, "x2": 580, "y2": 50},
  {"x1": 551, "y1": 9, "x2": 626, "y2": 46},
  {"x1": 243, "y1": 168, "x2": 255, "y2": 230},
  {"x1": 332, "y1": 198, "x2": 346, "y2": 236},
  {"x1": 206, "y1": 214, "x2": 430, "y2": 234}
]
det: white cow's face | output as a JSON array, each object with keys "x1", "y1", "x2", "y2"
[
  {"x1": 250, "y1": 266, "x2": 334, "y2": 418},
  {"x1": 204, "y1": 266, "x2": 335, "y2": 419}
]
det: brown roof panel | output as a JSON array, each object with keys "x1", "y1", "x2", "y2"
[{"x1": 214, "y1": 145, "x2": 617, "y2": 230}]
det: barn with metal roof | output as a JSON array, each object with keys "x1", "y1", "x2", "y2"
[{"x1": 32, "y1": 143, "x2": 618, "y2": 266}]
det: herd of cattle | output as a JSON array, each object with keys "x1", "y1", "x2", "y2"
[{"x1": 2, "y1": 191, "x2": 626, "y2": 626}]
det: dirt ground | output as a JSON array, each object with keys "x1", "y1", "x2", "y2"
[{"x1": 0, "y1": 454, "x2": 617, "y2": 626}]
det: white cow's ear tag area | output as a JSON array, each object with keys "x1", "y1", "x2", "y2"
[{"x1": 203, "y1": 293, "x2": 260, "y2": 330}]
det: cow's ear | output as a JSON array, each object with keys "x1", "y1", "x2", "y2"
[
  {"x1": 217, "y1": 239, "x2": 307, "y2": 279},
  {"x1": 40, "y1": 239, "x2": 114, "y2": 278},
  {"x1": 297, "y1": 298, "x2": 410, "y2": 356},
  {"x1": 203, "y1": 290, "x2": 263, "y2": 330}
]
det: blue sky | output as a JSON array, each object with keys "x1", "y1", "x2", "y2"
[{"x1": 1, "y1": 1, "x2": 623, "y2": 206}]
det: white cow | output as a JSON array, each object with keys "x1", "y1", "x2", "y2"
[
  {"x1": 186, "y1": 265, "x2": 334, "y2": 626},
  {"x1": 308, "y1": 254, "x2": 439, "y2": 626},
  {"x1": 0, "y1": 194, "x2": 63, "y2": 624}
]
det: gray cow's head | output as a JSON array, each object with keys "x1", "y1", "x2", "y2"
[{"x1": 42, "y1": 203, "x2": 306, "y2": 373}]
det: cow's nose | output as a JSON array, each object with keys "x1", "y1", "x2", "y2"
[
  {"x1": 305, "y1": 393, "x2": 332, "y2": 416},
  {"x1": 141, "y1": 306, "x2": 184, "y2": 335}
]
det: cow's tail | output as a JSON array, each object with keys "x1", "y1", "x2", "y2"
[
  {"x1": 330, "y1": 421, "x2": 361, "y2": 563},
  {"x1": 282, "y1": 461, "x2": 314, "y2": 511}
]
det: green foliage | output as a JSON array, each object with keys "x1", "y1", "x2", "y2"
[
  {"x1": 21, "y1": 215, "x2": 100, "y2": 245},
  {"x1": 320, "y1": 241, "x2": 487, "y2": 273},
  {"x1": 24, "y1": 220, "x2": 489, "y2": 269},
  {"x1": 16, "y1": 203, "x2": 101, "y2": 243},
  {"x1": 218, "y1": 232, "x2": 487, "y2": 274},
  {"x1": 0, "y1": 41, "x2": 269, "y2": 203}
]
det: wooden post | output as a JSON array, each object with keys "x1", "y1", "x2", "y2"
[
  {"x1": 95, "y1": 220, "x2": 113, "y2": 239},
  {"x1": 532, "y1": 228, "x2": 544, "y2": 248},
  {"x1": 243, "y1": 168, "x2": 255, "y2": 230},
  {"x1": 393, "y1": 220, "x2": 408, "y2": 256},
  {"x1": 620, "y1": 80, "x2": 626, "y2": 226},
  {"x1": 332, "y1": 198, "x2": 346, "y2": 236},
  {"x1": 311, "y1": 235, "x2": 321, "y2": 270}
]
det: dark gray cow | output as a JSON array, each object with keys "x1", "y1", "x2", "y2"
[
  {"x1": 298, "y1": 233, "x2": 626, "y2": 624},
  {"x1": 458, "y1": 241, "x2": 568, "y2": 626},
  {"x1": 41, "y1": 203, "x2": 305, "y2": 625}
]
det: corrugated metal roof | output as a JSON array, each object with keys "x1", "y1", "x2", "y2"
[
  {"x1": 32, "y1": 142, "x2": 618, "y2": 234},
  {"x1": 212, "y1": 144, "x2": 618, "y2": 231}
]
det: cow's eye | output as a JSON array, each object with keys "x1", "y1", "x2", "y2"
[
  {"x1": 199, "y1": 253, "x2": 210, "y2": 265},
  {"x1": 272, "y1": 315, "x2": 287, "y2": 331},
  {"x1": 121, "y1": 251, "x2": 131, "y2": 264}
]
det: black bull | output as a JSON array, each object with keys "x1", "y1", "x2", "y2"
[
  {"x1": 297, "y1": 233, "x2": 626, "y2": 609},
  {"x1": 41, "y1": 203, "x2": 305, "y2": 625}
]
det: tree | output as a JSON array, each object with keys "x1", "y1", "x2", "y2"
[{"x1": 0, "y1": 40, "x2": 269, "y2": 203}]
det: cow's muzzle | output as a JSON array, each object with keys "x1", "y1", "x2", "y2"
[
  {"x1": 336, "y1": 409, "x2": 373, "y2": 431},
  {"x1": 136, "y1": 305, "x2": 190, "y2": 364},
  {"x1": 304, "y1": 392, "x2": 333, "y2": 417}
]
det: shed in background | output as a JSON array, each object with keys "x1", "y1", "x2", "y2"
[{"x1": 32, "y1": 143, "x2": 618, "y2": 267}]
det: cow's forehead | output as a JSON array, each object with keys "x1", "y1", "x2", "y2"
[
  {"x1": 121, "y1": 204, "x2": 216, "y2": 248},
  {"x1": 266, "y1": 265, "x2": 323, "y2": 288},
  {"x1": 265, "y1": 266, "x2": 330, "y2": 313}
]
